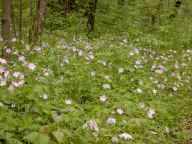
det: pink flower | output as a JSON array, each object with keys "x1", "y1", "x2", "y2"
[
  {"x1": 0, "y1": 58, "x2": 7, "y2": 64},
  {"x1": 27, "y1": 63, "x2": 36, "y2": 70},
  {"x1": 83, "y1": 119, "x2": 99, "y2": 132},
  {"x1": 12, "y1": 72, "x2": 24, "y2": 79},
  {"x1": 11, "y1": 80, "x2": 25, "y2": 88}
]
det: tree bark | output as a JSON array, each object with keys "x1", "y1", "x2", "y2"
[
  {"x1": 32, "y1": 0, "x2": 47, "y2": 45},
  {"x1": 1, "y1": 0, "x2": 12, "y2": 57},
  {"x1": 87, "y1": 0, "x2": 98, "y2": 34},
  {"x1": 64, "y1": 0, "x2": 70, "y2": 16}
]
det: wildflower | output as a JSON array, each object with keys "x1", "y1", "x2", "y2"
[
  {"x1": 107, "y1": 117, "x2": 116, "y2": 125},
  {"x1": 99, "y1": 95, "x2": 108, "y2": 103},
  {"x1": 119, "y1": 133, "x2": 133, "y2": 141},
  {"x1": 104, "y1": 75, "x2": 111, "y2": 80},
  {"x1": 18, "y1": 55, "x2": 26, "y2": 64},
  {"x1": 41, "y1": 94, "x2": 48, "y2": 100},
  {"x1": 116, "y1": 108, "x2": 124, "y2": 115},
  {"x1": 102, "y1": 83, "x2": 111, "y2": 90},
  {"x1": 172, "y1": 86, "x2": 178, "y2": 91},
  {"x1": 118, "y1": 68, "x2": 124, "y2": 74},
  {"x1": 12, "y1": 38, "x2": 17, "y2": 42},
  {"x1": 0, "y1": 67, "x2": 9, "y2": 78},
  {"x1": 152, "y1": 89, "x2": 157, "y2": 94},
  {"x1": 155, "y1": 65, "x2": 166, "y2": 74},
  {"x1": 12, "y1": 72, "x2": 24, "y2": 79},
  {"x1": 133, "y1": 48, "x2": 140, "y2": 54},
  {"x1": 83, "y1": 119, "x2": 99, "y2": 132},
  {"x1": 0, "y1": 58, "x2": 7, "y2": 64},
  {"x1": 63, "y1": 58, "x2": 69, "y2": 64},
  {"x1": 5, "y1": 48, "x2": 12, "y2": 54},
  {"x1": 165, "y1": 127, "x2": 170, "y2": 134},
  {"x1": 138, "y1": 102, "x2": 145, "y2": 109},
  {"x1": 0, "y1": 78, "x2": 7, "y2": 86},
  {"x1": 77, "y1": 49, "x2": 83, "y2": 56},
  {"x1": 136, "y1": 88, "x2": 143, "y2": 94},
  {"x1": 43, "y1": 68, "x2": 50, "y2": 76},
  {"x1": 27, "y1": 63, "x2": 36, "y2": 70},
  {"x1": 90, "y1": 71, "x2": 96, "y2": 77},
  {"x1": 65, "y1": 99, "x2": 72, "y2": 105},
  {"x1": 34, "y1": 46, "x2": 42, "y2": 53},
  {"x1": 147, "y1": 108, "x2": 156, "y2": 119},
  {"x1": 86, "y1": 52, "x2": 94, "y2": 61},
  {"x1": 11, "y1": 80, "x2": 25, "y2": 88},
  {"x1": 99, "y1": 60, "x2": 107, "y2": 66},
  {"x1": 111, "y1": 136, "x2": 119, "y2": 144}
]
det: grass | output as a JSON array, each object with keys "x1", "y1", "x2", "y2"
[{"x1": 0, "y1": 33, "x2": 192, "y2": 143}]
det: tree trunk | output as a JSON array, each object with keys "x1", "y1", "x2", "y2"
[
  {"x1": 87, "y1": 0, "x2": 98, "y2": 34},
  {"x1": 64, "y1": 0, "x2": 70, "y2": 16},
  {"x1": 1, "y1": 0, "x2": 12, "y2": 57},
  {"x1": 32, "y1": 0, "x2": 47, "y2": 45},
  {"x1": 118, "y1": 0, "x2": 125, "y2": 5}
]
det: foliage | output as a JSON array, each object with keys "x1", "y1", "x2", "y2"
[{"x1": 0, "y1": 0, "x2": 192, "y2": 143}]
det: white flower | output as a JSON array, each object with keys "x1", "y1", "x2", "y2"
[
  {"x1": 83, "y1": 119, "x2": 99, "y2": 132},
  {"x1": 12, "y1": 72, "x2": 24, "y2": 79},
  {"x1": 63, "y1": 58, "x2": 69, "y2": 64},
  {"x1": 5, "y1": 48, "x2": 12, "y2": 54},
  {"x1": 0, "y1": 102, "x2": 4, "y2": 107},
  {"x1": 107, "y1": 117, "x2": 116, "y2": 125},
  {"x1": 0, "y1": 58, "x2": 7, "y2": 64},
  {"x1": 78, "y1": 49, "x2": 83, "y2": 56},
  {"x1": 43, "y1": 68, "x2": 50, "y2": 76},
  {"x1": 102, "y1": 83, "x2": 111, "y2": 90},
  {"x1": 11, "y1": 80, "x2": 25, "y2": 88},
  {"x1": 65, "y1": 99, "x2": 72, "y2": 105},
  {"x1": 86, "y1": 52, "x2": 94, "y2": 61},
  {"x1": 116, "y1": 108, "x2": 124, "y2": 115},
  {"x1": 90, "y1": 71, "x2": 96, "y2": 77},
  {"x1": 111, "y1": 136, "x2": 119, "y2": 144},
  {"x1": 99, "y1": 95, "x2": 108, "y2": 103},
  {"x1": 133, "y1": 48, "x2": 140, "y2": 54},
  {"x1": 0, "y1": 78, "x2": 7, "y2": 86},
  {"x1": 152, "y1": 89, "x2": 157, "y2": 94},
  {"x1": 136, "y1": 88, "x2": 143, "y2": 94},
  {"x1": 118, "y1": 68, "x2": 124, "y2": 74},
  {"x1": 18, "y1": 55, "x2": 26, "y2": 63},
  {"x1": 172, "y1": 86, "x2": 178, "y2": 91},
  {"x1": 0, "y1": 36, "x2": 3, "y2": 41},
  {"x1": 34, "y1": 46, "x2": 42, "y2": 53},
  {"x1": 41, "y1": 94, "x2": 48, "y2": 100},
  {"x1": 104, "y1": 75, "x2": 111, "y2": 80},
  {"x1": 147, "y1": 108, "x2": 156, "y2": 119},
  {"x1": 0, "y1": 66, "x2": 9, "y2": 78},
  {"x1": 27, "y1": 63, "x2": 36, "y2": 70},
  {"x1": 119, "y1": 133, "x2": 133, "y2": 141},
  {"x1": 165, "y1": 127, "x2": 170, "y2": 133},
  {"x1": 12, "y1": 38, "x2": 17, "y2": 42},
  {"x1": 138, "y1": 102, "x2": 145, "y2": 109},
  {"x1": 99, "y1": 60, "x2": 107, "y2": 66},
  {"x1": 155, "y1": 65, "x2": 166, "y2": 74}
]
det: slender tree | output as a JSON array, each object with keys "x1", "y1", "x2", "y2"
[
  {"x1": 1, "y1": 0, "x2": 12, "y2": 57},
  {"x1": 118, "y1": 0, "x2": 125, "y2": 5},
  {"x1": 19, "y1": 0, "x2": 23, "y2": 41},
  {"x1": 87, "y1": 0, "x2": 98, "y2": 34},
  {"x1": 169, "y1": 0, "x2": 182, "y2": 19},
  {"x1": 32, "y1": 0, "x2": 47, "y2": 45},
  {"x1": 64, "y1": 0, "x2": 70, "y2": 16}
]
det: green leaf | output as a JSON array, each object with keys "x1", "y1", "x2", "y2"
[
  {"x1": 24, "y1": 132, "x2": 50, "y2": 144},
  {"x1": 52, "y1": 130, "x2": 64, "y2": 143}
]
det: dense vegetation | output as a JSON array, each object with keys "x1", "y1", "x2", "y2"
[{"x1": 0, "y1": 0, "x2": 192, "y2": 143}]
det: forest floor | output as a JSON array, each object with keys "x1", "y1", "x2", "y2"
[{"x1": 0, "y1": 34, "x2": 192, "y2": 144}]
